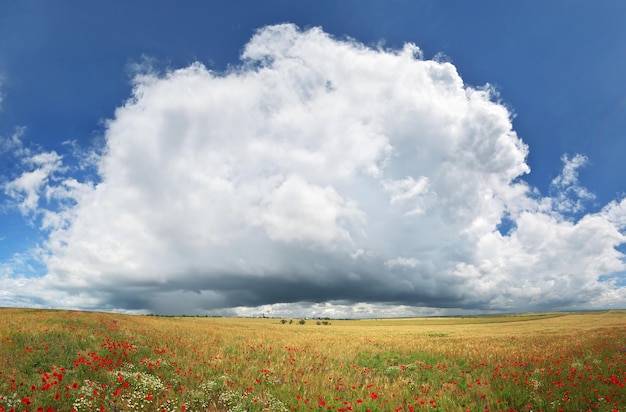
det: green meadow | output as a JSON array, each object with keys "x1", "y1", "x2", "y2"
[{"x1": 1, "y1": 308, "x2": 625, "y2": 411}]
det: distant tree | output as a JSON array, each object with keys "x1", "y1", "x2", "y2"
[
  {"x1": 298, "y1": 319, "x2": 306, "y2": 325},
  {"x1": 280, "y1": 319, "x2": 287, "y2": 324}
]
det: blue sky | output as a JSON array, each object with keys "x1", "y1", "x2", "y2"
[{"x1": 1, "y1": 1, "x2": 625, "y2": 317}]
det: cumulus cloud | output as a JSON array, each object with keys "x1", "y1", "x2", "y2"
[
  {"x1": 2, "y1": 24, "x2": 626, "y2": 316},
  {"x1": 5, "y1": 151, "x2": 63, "y2": 214},
  {"x1": 549, "y1": 154, "x2": 596, "y2": 214}
]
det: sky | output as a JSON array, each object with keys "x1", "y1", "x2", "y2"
[{"x1": 1, "y1": 1, "x2": 626, "y2": 318}]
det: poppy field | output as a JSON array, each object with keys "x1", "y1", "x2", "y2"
[{"x1": 1, "y1": 309, "x2": 625, "y2": 412}]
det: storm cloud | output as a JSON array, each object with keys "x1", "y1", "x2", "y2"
[{"x1": 3, "y1": 24, "x2": 626, "y2": 317}]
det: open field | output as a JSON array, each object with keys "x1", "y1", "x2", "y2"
[{"x1": 1, "y1": 309, "x2": 625, "y2": 411}]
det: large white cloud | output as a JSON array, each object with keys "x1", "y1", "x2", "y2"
[{"x1": 2, "y1": 24, "x2": 626, "y2": 316}]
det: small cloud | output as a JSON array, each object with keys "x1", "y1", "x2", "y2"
[
  {"x1": 550, "y1": 153, "x2": 595, "y2": 214},
  {"x1": 3, "y1": 150, "x2": 63, "y2": 216}
]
